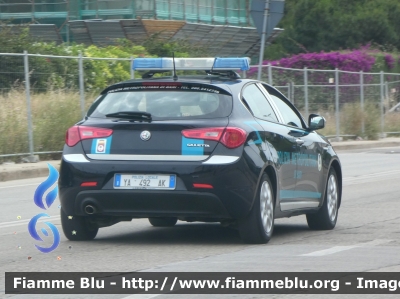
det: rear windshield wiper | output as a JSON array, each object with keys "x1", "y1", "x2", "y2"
[{"x1": 105, "y1": 111, "x2": 152, "y2": 122}]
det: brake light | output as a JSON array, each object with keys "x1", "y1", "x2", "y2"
[
  {"x1": 65, "y1": 126, "x2": 113, "y2": 147},
  {"x1": 181, "y1": 127, "x2": 247, "y2": 149},
  {"x1": 80, "y1": 182, "x2": 98, "y2": 187},
  {"x1": 193, "y1": 183, "x2": 214, "y2": 189}
]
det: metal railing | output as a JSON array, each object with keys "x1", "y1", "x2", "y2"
[{"x1": 1, "y1": 52, "x2": 400, "y2": 161}]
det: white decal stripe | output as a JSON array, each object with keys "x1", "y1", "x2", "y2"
[
  {"x1": 280, "y1": 201, "x2": 320, "y2": 211},
  {"x1": 63, "y1": 154, "x2": 90, "y2": 163},
  {"x1": 65, "y1": 154, "x2": 241, "y2": 163},
  {"x1": 87, "y1": 154, "x2": 209, "y2": 161},
  {"x1": 202, "y1": 155, "x2": 240, "y2": 164}
]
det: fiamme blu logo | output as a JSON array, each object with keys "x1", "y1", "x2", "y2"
[{"x1": 28, "y1": 164, "x2": 60, "y2": 253}]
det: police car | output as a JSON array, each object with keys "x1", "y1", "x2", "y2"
[{"x1": 59, "y1": 57, "x2": 342, "y2": 244}]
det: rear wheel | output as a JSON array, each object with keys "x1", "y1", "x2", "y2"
[
  {"x1": 61, "y1": 209, "x2": 98, "y2": 241},
  {"x1": 238, "y1": 174, "x2": 274, "y2": 244},
  {"x1": 306, "y1": 167, "x2": 339, "y2": 230},
  {"x1": 148, "y1": 217, "x2": 178, "y2": 227}
]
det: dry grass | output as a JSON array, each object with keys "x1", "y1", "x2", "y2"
[
  {"x1": 304, "y1": 102, "x2": 400, "y2": 140},
  {"x1": 384, "y1": 112, "x2": 400, "y2": 133},
  {"x1": 0, "y1": 89, "x2": 94, "y2": 161}
]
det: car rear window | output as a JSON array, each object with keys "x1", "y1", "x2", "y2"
[{"x1": 87, "y1": 83, "x2": 233, "y2": 120}]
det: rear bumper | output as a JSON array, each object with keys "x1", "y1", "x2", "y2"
[
  {"x1": 73, "y1": 190, "x2": 231, "y2": 219},
  {"x1": 59, "y1": 153, "x2": 259, "y2": 220}
]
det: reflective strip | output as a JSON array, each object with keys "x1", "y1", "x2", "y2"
[
  {"x1": 66, "y1": 154, "x2": 239, "y2": 163},
  {"x1": 280, "y1": 201, "x2": 320, "y2": 211},
  {"x1": 63, "y1": 154, "x2": 89, "y2": 163},
  {"x1": 86, "y1": 154, "x2": 208, "y2": 161},
  {"x1": 202, "y1": 155, "x2": 240, "y2": 165}
]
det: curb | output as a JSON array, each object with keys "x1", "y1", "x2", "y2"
[
  {"x1": 0, "y1": 161, "x2": 60, "y2": 182},
  {"x1": 331, "y1": 140, "x2": 400, "y2": 151}
]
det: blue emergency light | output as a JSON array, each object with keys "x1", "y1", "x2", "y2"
[{"x1": 133, "y1": 57, "x2": 250, "y2": 71}]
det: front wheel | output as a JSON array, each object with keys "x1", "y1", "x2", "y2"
[
  {"x1": 306, "y1": 167, "x2": 339, "y2": 230},
  {"x1": 238, "y1": 174, "x2": 275, "y2": 244},
  {"x1": 61, "y1": 209, "x2": 98, "y2": 241}
]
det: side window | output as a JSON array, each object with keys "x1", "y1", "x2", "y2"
[
  {"x1": 242, "y1": 84, "x2": 278, "y2": 122},
  {"x1": 263, "y1": 85, "x2": 304, "y2": 128}
]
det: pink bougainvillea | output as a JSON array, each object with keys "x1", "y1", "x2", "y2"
[
  {"x1": 248, "y1": 50, "x2": 376, "y2": 76},
  {"x1": 384, "y1": 54, "x2": 395, "y2": 70}
]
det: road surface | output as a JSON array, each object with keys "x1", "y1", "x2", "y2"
[{"x1": 1, "y1": 147, "x2": 400, "y2": 299}]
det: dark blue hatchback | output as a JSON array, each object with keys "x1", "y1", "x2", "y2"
[{"x1": 59, "y1": 57, "x2": 342, "y2": 243}]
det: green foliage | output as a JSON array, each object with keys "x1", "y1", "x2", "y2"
[
  {"x1": 81, "y1": 42, "x2": 148, "y2": 90},
  {"x1": 0, "y1": 24, "x2": 207, "y2": 92},
  {"x1": 142, "y1": 33, "x2": 209, "y2": 58},
  {"x1": 25, "y1": 40, "x2": 150, "y2": 91},
  {"x1": 267, "y1": 0, "x2": 400, "y2": 59}
]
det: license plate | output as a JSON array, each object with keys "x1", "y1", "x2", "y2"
[{"x1": 114, "y1": 174, "x2": 176, "y2": 190}]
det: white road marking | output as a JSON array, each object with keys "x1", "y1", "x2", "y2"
[
  {"x1": 0, "y1": 215, "x2": 60, "y2": 229},
  {"x1": 343, "y1": 170, "x2": 400, "y2": 186},
  {"x1": 121, "y1": 295, "x2": 161, "y2": 299},
  {"x1": 301, "y1": 245, "x2": 358, "y2": 257},
  {"x1": 0, "y1": 183, "x2": 41, "y2": 189},
  {"x1": 344, "y1": 170, "x2": 400, "y2": 182},
  {"x1": 300, "y1": 239, "x2": 393, "y2": 257}
]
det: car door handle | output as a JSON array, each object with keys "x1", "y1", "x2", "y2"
[{"x1": 295, "y1": 138, "x2": 305, "y2": 145}]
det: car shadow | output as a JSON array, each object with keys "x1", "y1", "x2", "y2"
[
  {"x1": 94, "y1": 223, "x2": 243, "y2": 245},
  {"x1": 91, "y1": 222, "x2": 312, "y2": 246},
  {"x1": 274, "y1": 223, "x2": 310, "y2": 236}
]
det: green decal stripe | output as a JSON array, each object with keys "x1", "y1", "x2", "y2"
[{"x1": 280, "y1": 190, "x2": 321, "y2": 199}]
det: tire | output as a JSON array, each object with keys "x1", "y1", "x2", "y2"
[
  {"x1": 307, "y1": 167, "x2": 339, "y2": 230},
  {"x1": 61, "y1": 208, "x2": 98, "y2": 241},
  {"x1": 148, "y1": 217, "x2": 178, "y2": 227},
  {"x1": 238, "y1": 174, "x2": 275, "y2": 244}
]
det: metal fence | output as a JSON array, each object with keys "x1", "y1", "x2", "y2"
[
  {"x1": 247, "y1": 64, "x2": 400, "y2": 139},
  {"x1": 1, "y1": 52, "x2": 400, "y2": 160}
]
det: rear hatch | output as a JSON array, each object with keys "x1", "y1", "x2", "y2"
[{"x1": 79, "y1": 82, "x2": 233, "y2": 161}]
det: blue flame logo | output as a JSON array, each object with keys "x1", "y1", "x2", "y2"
[
  {"x1": 34, "y1": 163, "x2": 59, "y2": 209},
  {"x1": 28, "y1": 163, "x2": 60, "y2": 253},
  {"x1": 28, "y1": 213, "x2": 60, "y2": 253}
]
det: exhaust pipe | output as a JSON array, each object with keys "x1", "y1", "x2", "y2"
[{"x1": 84, "y1": 205, "x2": 96, "y2": 215}]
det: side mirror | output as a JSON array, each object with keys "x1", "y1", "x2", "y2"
[{"x1": 308, "y1": 114, "x2": 325, "y2": 131}]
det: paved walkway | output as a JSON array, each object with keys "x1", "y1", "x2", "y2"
[{"x1": 1, "y1": 138, "x2": 400, "y2": 182}]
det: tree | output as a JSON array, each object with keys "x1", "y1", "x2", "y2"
[{"x1": 266, "y1": 0, "x2": 400, "y2": 59}]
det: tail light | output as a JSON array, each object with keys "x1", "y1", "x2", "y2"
[
  {"x1": 220, "y1": 127, "x2": 247, "y2": 148},
  {"x1": 182, "y1": 127, "x2": 225, "y2": 142},
  {"x1": 182, "y1": 127, "x2": 247, "y2": 149},
  {"x1": 66, "y1": 126, "x2": 113, "y2": 147}
]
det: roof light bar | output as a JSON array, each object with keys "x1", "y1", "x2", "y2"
[{"x1": 133, "y1": 57, "x2": 250, "y2": 71}]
